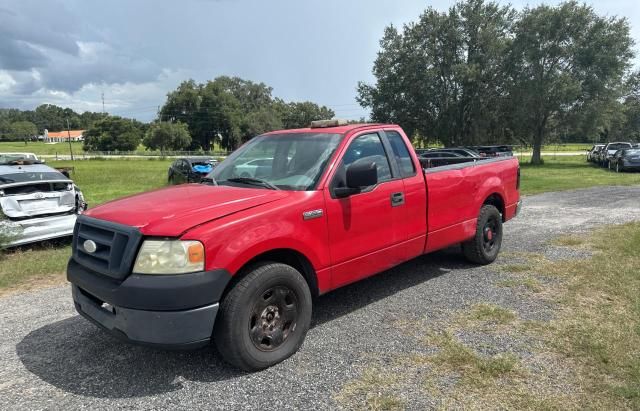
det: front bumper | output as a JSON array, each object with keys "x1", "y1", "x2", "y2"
[
  {"x1": 1, "y1": 213, "x2": 77, "y2": 247},
  {"x1": 68, "y1": 259, "x2": 232, "y2": 349},
  {"x1": 72, "y1": 285, "x2": 218, "y2": 349}
]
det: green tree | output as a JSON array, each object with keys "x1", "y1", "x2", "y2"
[
  {"x1": 358, "y1": 0, "x2": 514, "y2": 146},
  {"x1": 507, "y1": 1, "x2": 633, "y2": 164},
  {"x1": 83, "y1": 116, "x2": 143, "y2": 152},
  {"x1": 10, "y1": 121, "x2": 38, "y2": 142},
  {"x1": 0, "y1": 119, "x2": 12, "y2": 139},
  {"x1": 279, "y1": 101, "x2": 335, "y2": 129},
  {"x1": 240, "y1": 107, "x2": 283, "y2": 142},
  {"x1": 143, "y1": 122, "x2": 192, "y2": 152}
]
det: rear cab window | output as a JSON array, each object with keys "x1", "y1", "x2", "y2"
[{"x1": 385, "y1": 130, "x2": 416, "y2": 178}]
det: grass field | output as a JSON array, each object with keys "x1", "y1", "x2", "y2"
[
  {"x1": 337, "y1": 223, "x2": 640, "y2": 409},
  {"x1": 519, "y1": 155, "x2": 640, "y2": 195},
  {"x1": 533, "y1": 143, "x2": 592, "y2": 152},
  {"x1": 0, "y1": 155, "x2": 639, "y2": 294},
  {"x1": 0, "y1": 141, "x2": 229, "y2": 156},
  {"x1": 53, "y1": 158, "x2": 172, "y2": 206},
  {"x1": 0, "y1": 141, "x2": 85, "y2": 155}
]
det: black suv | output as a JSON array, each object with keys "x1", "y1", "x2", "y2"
[{"x1": 168, "y1": 157, "x2": 218, "y2": 184}]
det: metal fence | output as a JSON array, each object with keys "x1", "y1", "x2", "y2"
[{"x1": 50, "y1": 150, "x2": 232, "y2": 160}]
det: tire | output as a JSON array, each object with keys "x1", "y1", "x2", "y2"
[
  {"x1": 214, "y1": 262, "x2": 312, "y2": 371},
  {"x1": 462, "y1": 205, "x2": 503, "y2": 265}
]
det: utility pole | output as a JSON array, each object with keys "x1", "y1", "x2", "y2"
[
  {"x1": 102, "y1": 92, "x2": 105, "y2": 114},
  {"x1": 66, "y1": 118, "x2": 75, "y2": 161}
]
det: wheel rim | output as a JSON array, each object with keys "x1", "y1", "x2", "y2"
[
  {"x1": 249, "y1": 286, "x2": 298, "y2": 352},
  {"x1": 482, "y1": 218, "x2": 498, "y2": 253}
]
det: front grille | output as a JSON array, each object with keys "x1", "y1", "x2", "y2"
[{"x1": 72, "y1": 215, "x2": 143, "y2": 280}]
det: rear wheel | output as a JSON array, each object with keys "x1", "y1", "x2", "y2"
[
  {"x1": 462, "y1": 205, "x2": 503, "y2": 265},
  {"x1": 214, "y1": 262, "x2": 312, "y2": 371}
]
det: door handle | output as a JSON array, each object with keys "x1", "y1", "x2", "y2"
[{"x1": 391, "y1": 192, "x2": 405, "y2": 207}]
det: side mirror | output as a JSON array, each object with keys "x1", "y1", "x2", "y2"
[{"x1": 335, "y1": 161, "x2": 378, "y2": 198}]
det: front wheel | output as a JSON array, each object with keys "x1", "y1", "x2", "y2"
[
  {"x1": 462, "y1": 205, "x2": 503, "y2": 265},
  {"x1": 214, "y1": 262, "x2": 312, "y2": 371}
]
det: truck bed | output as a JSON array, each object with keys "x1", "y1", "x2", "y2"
[{"x1": 422, "y1": 156, "x2": 520, "y2": 253}]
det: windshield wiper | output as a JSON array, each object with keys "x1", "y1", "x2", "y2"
[
  {"x1": 201, "y1": 176, "x2": 218, "y2": 185},
  {"x1": 226, "y1": 177, "x2": 280, "y2": 190}
]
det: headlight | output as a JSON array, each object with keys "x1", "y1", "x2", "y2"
[{"x1": 133, "y1": 240, "x2": 204, "y2": 274}]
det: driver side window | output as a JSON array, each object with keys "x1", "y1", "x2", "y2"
[{"x1": 336, "y1": 133, "x2": 392, "y2": 187}]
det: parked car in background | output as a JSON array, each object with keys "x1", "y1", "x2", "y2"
[
  {"x1": 598, "y1": 142, "x2": 632, "y2": 167},
  {"x1": 0, "y1": 152, "x2": 40, "y2": 162},
  {"x1": 168, "y1": 157, "x2": 218, "y2": 185},
  {"x1": 233, "y1": 157, "x2": 274, "y2": 178},
  {"x1": 441, "y1": 147, "x2": 481, "y2": 158},
  {"x1": 0, "y1": 154, "x2": 86, "y2": 246},
  {"x1": 609, "y1": 148, "x2": 640, "y2": 172},
  {"x1": 469, "y1": 145, "x2": 513, "y2": 157},
  {"x1": 419, "y1": 150, "x2": 464, "y2": 159},
  {"x1": 587, "y1": 144, "x2": 605, "y2": 162}
]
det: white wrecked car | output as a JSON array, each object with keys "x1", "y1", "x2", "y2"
[{"x1": 0, "y1": 153, "x2": 86, "y2": 246}]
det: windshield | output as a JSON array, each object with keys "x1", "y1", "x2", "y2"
[
  {"x1": 209, "y1": 133, "x2": 343, "y2": 190},
  {"x1": 608, "y1": 143, "x2": 632, "y2": 150},
  {"x1": 0, "y1": 172, "x2": 68, "y2": 184},
  {"x1": 624, "y1": 149, "x2": 640, "y2": 156},
  {"x1": 0, "y1": 153, "x2": 38, "y2": 164}
]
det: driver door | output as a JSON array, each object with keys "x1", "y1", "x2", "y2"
[{"x1": 324, "y1": 132, "x2": 407, "y2": 289}]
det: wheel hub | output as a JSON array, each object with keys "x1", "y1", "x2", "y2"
[
  {"x1": 261, "y1": 306, "x2": 280, "y2": 328},
  {"x1": 482, "y1": 220, "x2": 498, "y2": 252},
  {"x1": 249, "y1": 286, "x2": 298, "y2": 352}
]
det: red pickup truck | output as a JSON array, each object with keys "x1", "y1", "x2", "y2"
[{"x1": 68, "y1": 121, "x2": 521, "y2": 371}]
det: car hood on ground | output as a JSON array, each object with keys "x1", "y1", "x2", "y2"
[{"x1": 84, "y1": 184, "x2": 292, "y2": 236}]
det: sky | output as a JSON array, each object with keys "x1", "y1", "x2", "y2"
[{"x1": 0, "y1": 0, "x2": 639, "y2": 122}]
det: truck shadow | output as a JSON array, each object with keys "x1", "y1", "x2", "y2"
[{"x1": 16, "y1": 247, "x2": 472, "y2": 399}]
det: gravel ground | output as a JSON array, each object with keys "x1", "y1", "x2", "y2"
[{"x1": 1, "y1": 185, "x2": 639, "y2": 410}]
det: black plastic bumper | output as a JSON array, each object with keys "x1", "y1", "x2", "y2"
[{"x1": 68, "y1": 259, "x2": 232, "y2": 348}]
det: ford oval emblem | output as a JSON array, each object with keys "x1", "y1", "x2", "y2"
[{"x1": 83, "y1": 240, "x2": 97, "y2": 253}]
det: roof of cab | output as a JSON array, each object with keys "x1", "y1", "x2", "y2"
[{"x1": 263, "y1": 123, "x2": 398, "y2": 136}]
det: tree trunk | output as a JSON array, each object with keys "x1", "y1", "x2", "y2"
[{"x1": 531, "y1": 125, "x2": 544, "y2": 165}]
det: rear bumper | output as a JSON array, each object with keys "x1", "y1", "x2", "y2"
[
  {"x1": 1, "y1": 213, "x2": 76, "y2": 247},
  {"x1": 504, "y1": 199, "x2": 523, "y2": 221},
  {"x1": 72, "y1": 285, "x2": 217, "y2": 349}
]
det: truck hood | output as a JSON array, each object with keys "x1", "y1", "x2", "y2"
[{"x1": 84, "y1": 184, "x2": 291, "y2": 236}]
